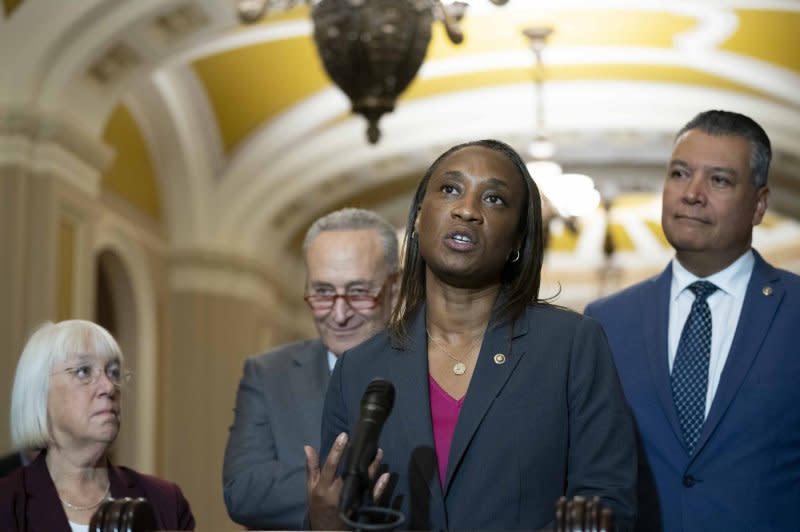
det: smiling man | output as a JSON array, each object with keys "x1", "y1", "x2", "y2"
[
  {"x1": 586, "y1": 110, "x2": 800, "y2": 532},
  {"x1": 223, "y1": 208, "x2": 398, "y2": 530}
]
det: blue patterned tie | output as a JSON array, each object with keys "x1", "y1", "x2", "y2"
[{"x1": 671, "y1": 280, "x2": 718, "y2": 455}]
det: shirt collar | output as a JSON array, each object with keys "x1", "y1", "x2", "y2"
[
  {"x1": 671, "y1": 249, "x2": 755, "y2": 301},
  {"x1": 326, "y1": 350, "x2": 338, "y2": 373}
]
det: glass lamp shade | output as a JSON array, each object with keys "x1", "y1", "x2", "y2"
[
  {"x1": 528, "y1": 135, "x2": 556, "y2": 160},
  {"x1": 527, "y1": 162, "x2": 601, "y2": 218}
]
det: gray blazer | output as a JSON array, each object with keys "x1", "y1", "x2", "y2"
[{"x1": 223, "y1": 339, "x2": 330, "y2": 530}]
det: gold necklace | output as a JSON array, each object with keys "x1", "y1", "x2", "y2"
[
  {"x1": 426, "y1": 329, "x2": 484, "y2": 376},
  {"x1": 58, "y1": 483, "x2": 111, "y2": 511}
]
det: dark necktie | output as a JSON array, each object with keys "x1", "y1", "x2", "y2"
[{"x1": 671, "y1": 280, "x2": 718, "y2": 455}]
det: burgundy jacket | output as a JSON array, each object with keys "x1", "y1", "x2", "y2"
[{"x1": 0, "y1": 452, "x2": 195, "y2": 531}]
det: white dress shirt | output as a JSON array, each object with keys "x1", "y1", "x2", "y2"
[
  {"x1": 327, "y1": 350, "x2": 338, "y2": 373},
  {"x1": 668, "y1": 250, "x2": 754, "y2": 418}
]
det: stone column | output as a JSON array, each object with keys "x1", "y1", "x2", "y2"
[
  {"x1": 161, "y1": 250, "x2": 311, "y2": 530},
  {"x1": 0, "y1": 109, "x2": 110, "y2": 453}
]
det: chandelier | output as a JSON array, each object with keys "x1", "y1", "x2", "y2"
[
  {"x1": 237, "y1": 0, "x2": 508, "y2": 144},
  {"x1": 523, "y1": 26, "x2": 600, "y2": 219}
]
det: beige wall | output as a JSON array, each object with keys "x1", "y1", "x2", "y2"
[
  {"x1": 0, "y1": 168, "x2": 33, "y2": 455},
  {"x1": 160, "y1": 286, "x2": 307, "y2": 530},
  {"x1": 0, "y1": 167, "x2": 90, "y2": 455}
]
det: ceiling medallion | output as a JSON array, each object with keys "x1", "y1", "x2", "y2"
[{"x1": 237, "y1": 0, "x2": 509, "y2": 144}]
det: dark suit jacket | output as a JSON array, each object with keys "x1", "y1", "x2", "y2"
[
  {"x1": 223, "y1": 339, "x2": 330, "y2": 529},
  {"x1": 0, "y1": 451, "x2": 194, "y2": 531},
  {"x1": 0, "y1": 453, "x2": 23, "y2": 479},
  {"x1": 585, "y1": 251, "x2": 800, "y2": 532},
  {"x1": 321, "y1": 304, "x2": 637, "y2": 531}
]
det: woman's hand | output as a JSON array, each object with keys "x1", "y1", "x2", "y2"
[
  {"x1": 305, "y1": 432, "x2": 347, "y2": 530},
  {"x1": 305, "y1": 432, "x2": 390, "y2": 530}
]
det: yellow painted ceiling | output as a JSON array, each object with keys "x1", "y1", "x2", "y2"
[
  {"x1": 102, "y1": 105, "x2": 163, "y2": 221},
  {"x1": 194, "y1": 37, "x2": 329, "y2": 153},
  {"x1": 547, "y1": 223, "x2": 578, "y2": 252},
  {"x1": 426, "y1": 9, "x2": 693, "y2": 56},
  {"x1": 645, "y1": 220, "x2": 670, "y2": 247},
  {"x1": 194, "y1": 7, "x2": 799, "y2": 155},
  {"x1": 723, "y1": 10, "x2": 800, "y2": 72},
  {"x1": 402, "y1": 63, "x2": 772, "y2": 102},
  {"x1": 608, "y1": 222, "x2": 636, "y2": 252}
]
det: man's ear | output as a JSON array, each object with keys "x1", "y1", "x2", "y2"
[{"x1": 752, "y1": 186, "x2": 769, "y2": 226}]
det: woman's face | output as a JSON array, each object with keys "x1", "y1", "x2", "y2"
[
  {"x1": 415, "y1": 145, "x2": 526, "y2": 288},
  {"x1": 47, "y1": 348, "x2": 122, "y2": 450}
]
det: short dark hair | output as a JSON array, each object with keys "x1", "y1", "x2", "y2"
[
  {"x1": 676, "y1": 110, "x2": 771, "y2": 187},
  {"x1": 389, "y1": 139, "x2": 545, "y2": 344}
]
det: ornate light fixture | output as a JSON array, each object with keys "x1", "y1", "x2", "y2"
[
  {"x1": 523, "y1": 26, "x2": 600, "y2": 219},
  {"x1": 237, "y1": 0, "x2": 509, "y2": 143}
]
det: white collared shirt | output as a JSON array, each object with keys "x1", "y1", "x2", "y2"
[
  {"x1": 668, "y1": 250, "x2": 754, "y2": 418},
  {"x1": 327, "y1": 351, "x2": 338, "y2": 373}
]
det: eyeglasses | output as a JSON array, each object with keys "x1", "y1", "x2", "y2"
[
  {"x1": 303, "y1": 277, "x2": 392, "y2": 314},
  {"x1": 52, "y1": 362, "x2": 132, "y2": 388}
]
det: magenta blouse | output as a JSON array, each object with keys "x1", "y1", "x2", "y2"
[{"x1": 428, "y1": 375, "x2": 465, "y2": 488}]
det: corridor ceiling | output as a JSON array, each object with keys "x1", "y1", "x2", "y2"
[{"x1": 2, "y1": 0, "x2": 799, "y2": 271}]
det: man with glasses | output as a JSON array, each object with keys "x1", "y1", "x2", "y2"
[{"x1": 223, "y1": 208, "x2": 399, "y2": 530}]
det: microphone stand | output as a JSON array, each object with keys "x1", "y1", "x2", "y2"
[{"x1": 339, "y1": 471, "x2": 405, "y2": 532}]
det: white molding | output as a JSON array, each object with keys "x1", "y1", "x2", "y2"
[
  {"x1": 0, "y1": 108, "x2": 113, "y2": 196},
  {"x1": 169, "y1": 259, "x2": 281, "y2": 312},
  {"x1": 165, "y1": 19, "x2": 312, "y2": 65},
  {"x1": 215, "y1": 81, "x2": 800, "y2": 255}
]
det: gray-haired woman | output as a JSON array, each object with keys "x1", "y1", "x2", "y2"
[{"x1": 0, "y1": 320, "x2": 194, "y2": 531}]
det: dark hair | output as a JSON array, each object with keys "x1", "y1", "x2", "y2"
[
  {"x1": 676, "y1": 110, "x2": 771, "y2": 188},
  {"x1": 388, "y1": 139, "x2": 545, "y2": 344}
]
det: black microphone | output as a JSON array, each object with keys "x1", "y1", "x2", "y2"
[{"x1": 339, "y1": 378, "x2": 395, "y2": 516}]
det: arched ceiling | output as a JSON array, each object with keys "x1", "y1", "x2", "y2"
[
  {"x1": 195, "y1": 4, "x2": 800, "y2": 154},
  {"x1": 2, "y1": 0, "x2": 799, "y2": 283}
]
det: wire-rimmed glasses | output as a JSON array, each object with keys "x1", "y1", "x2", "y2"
[{"x1": 51, "y1": 361, "x2": 132, "y2": 388}]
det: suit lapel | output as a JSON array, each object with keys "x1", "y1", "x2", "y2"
[
  {"x1": 291, "y1": 340, "x2": 330, "y2": 395},
  {"x1": 24, "y1": 457, "x2": 142, "y2": 532},
  {"x1": 286, "y1": 340, "x2": 331, "y2": 408},
  {"x1": 444, "y1": 316, "x2": 526, "y2": 494},
  {"x1": 109, "y1": 462, "x2": 139, "y2": 498},
  {"x1": 393, "y1": 309, "x2": 446, "y2": 523},
  {"x1": 644, "y1": 265, "x2": 686, "y2": 446},
  {"x1": 288, "y1": 341, "x2": 331, "y2": 445},
  {"x1": 692, "y1": 253, "x2": 783, "y2": 459},
  {"x1": 23, "y1": 453, "x2": 75, "y2": 532}
]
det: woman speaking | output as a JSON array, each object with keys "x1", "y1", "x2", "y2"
[
  {"x1": 0, "y1": 320, "x2": 195, "y2": 531},
  {"x1": 307, "y1": 139, "x2": 636, "y2": 531}
]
